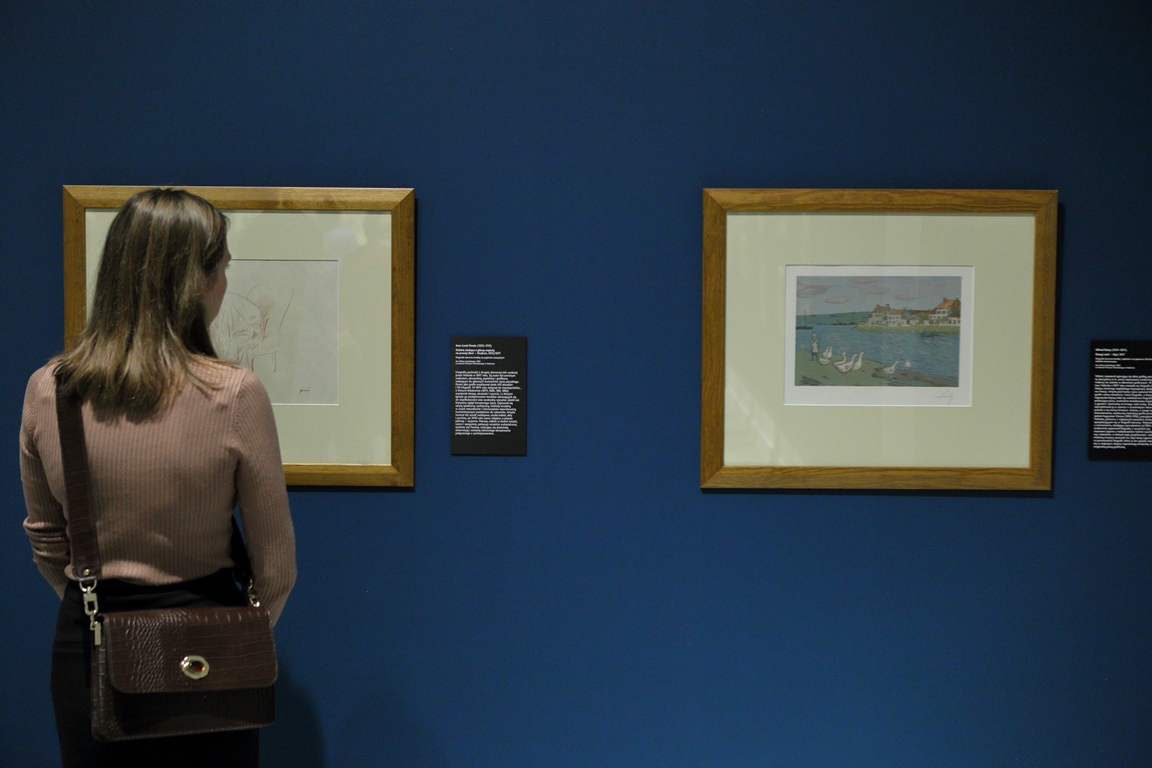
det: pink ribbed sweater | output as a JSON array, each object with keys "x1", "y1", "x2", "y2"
[{"x1": 20, "y1": 360, "x2": 296, "y2": 624}]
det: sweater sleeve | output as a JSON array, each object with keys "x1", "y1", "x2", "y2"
[
  {"x1": 231, "y1": 372, "x2": 296, "y2": 625},
  {"x1": 20, "y1": 368, "x2": 70, "y2": 598}
]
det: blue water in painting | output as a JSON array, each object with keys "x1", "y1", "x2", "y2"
[{"x1": 798, "y1": 324, "x2": 960, "y2": 382}]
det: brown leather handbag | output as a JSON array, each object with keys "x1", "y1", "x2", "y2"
[{"x1": 56, "y1": 381, "x2": 278, "y2": 742}]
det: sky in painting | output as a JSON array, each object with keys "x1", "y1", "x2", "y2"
[{"x1": 796, "y1": 275, "x2": 962, "y2": 316}]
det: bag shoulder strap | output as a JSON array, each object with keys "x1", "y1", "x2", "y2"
[
  {"x1": 230, "y1": 518, "x2": 255, "y2": 596},
  {"x1": 55, "y1": 377, "x2": 101, "y2": 585}
]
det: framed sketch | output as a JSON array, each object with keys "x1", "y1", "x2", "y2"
[
  {"x1": 64, "y1": 185, "x2": 415, "y2": 487},
  {"x1": 702, "y1": 188, "x2": 1057, "y2": 490}
]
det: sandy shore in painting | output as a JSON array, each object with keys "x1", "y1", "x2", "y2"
[{"x1": 794, "y1": 353, "x2": 958, "y2": 387}]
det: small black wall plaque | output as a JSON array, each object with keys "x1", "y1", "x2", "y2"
[
  {"x1": 1089, "y1": 340, "x2": 1152, "y2": 461},
  {"x1": 451, "y1": 336, "x2": 528, "y2": 455}
]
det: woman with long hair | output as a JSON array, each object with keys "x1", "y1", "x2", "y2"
[{"x1": 20, "y1": 188, "x2": 296, "y2": 767}]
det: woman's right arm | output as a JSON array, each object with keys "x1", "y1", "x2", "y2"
[{"x1": 231, "y1": 371, "x2": 296, "y2": 625}]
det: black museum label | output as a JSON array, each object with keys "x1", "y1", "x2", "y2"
[
  {"x1": 1089, "y1": 340, "x2": 1152, "y2": 461},
  {"x1": 451, "y1": 336, "x2": 528, "y2": 456}
]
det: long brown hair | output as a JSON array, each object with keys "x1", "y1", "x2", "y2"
[{"x1": 55, "y1": 188, "x2": 230, "y2": 414}]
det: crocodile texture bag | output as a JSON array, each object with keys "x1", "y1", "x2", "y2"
[
  {"x1": 56, "y1": 380, "x2": 278, "y2": 741},
  {"x1": 90, "y1": 606, "x2": 277, "y2": 741}
]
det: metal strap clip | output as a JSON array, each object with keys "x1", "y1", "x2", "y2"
[
  {"x1": 246, "y1": 579, "x2": 261, "y2": 608},
  {"x1": 80, "y1": 580, "x2": 101, "y2": 646}
]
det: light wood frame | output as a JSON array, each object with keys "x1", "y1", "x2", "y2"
[
  {"x1": 64, "y1": 185, "x2": 415, "y2": 487},
  {"x1": 702, "y1": 188, "x2": 1057, "y2": 490}
]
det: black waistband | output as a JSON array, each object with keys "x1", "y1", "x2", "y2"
[
  {"x1": 94, "y1": 569, "x2": 236, "y2": 595},
  {"x1": 63, "y1": 568, "x2": 242, "y2": 606}
]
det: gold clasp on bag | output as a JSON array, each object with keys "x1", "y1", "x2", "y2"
[{"x1": 180, "y1": 655, "x2": 211, "y2": 680}]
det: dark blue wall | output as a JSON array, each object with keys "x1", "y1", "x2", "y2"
[{"x1": 3, "y1": 2, "x2": 1150, "y2": 766}]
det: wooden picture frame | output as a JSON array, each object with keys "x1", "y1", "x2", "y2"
[
  {"x1": 64, "y1": 185, "x2": 415, "y2": 487},
  {"x1": 702, "y1": 188, "x2": 1057, "y2": 490}
]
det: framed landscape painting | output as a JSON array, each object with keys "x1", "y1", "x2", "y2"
[{"x1": 701, "y1": 188, "x2": 1057, "y2": 490}]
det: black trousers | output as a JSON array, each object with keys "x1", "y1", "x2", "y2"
[{"x1": 52, "y1": 571, "x2": 260, "y2": 768}]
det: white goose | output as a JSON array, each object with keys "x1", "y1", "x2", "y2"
[
  {"x1": 882, "y1": 360, "x2": 900, "y2": 375},
  {"x1": 851, "y1": 352, "x2": 863, "y2": 372},
  {"x1": 818, "y1": 346, "x2": 833, "y2": 365},
  {"x1": 834, "y1": 352, "x2": 858, "y2": 374}
]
